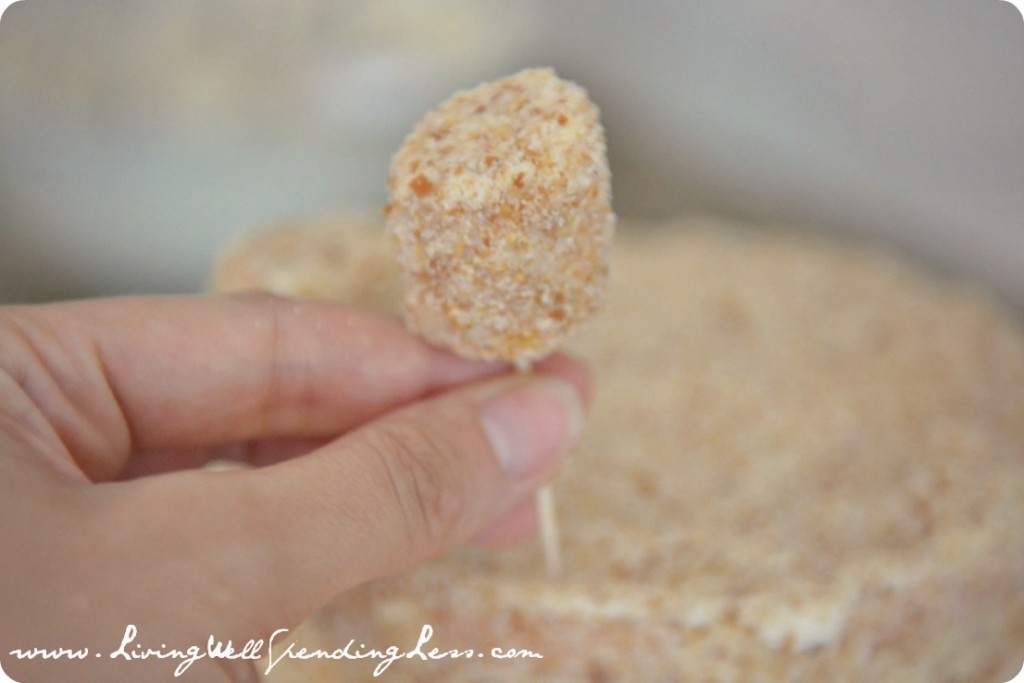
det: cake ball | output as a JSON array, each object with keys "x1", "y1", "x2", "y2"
[{"x1": 385, "y1": 68, "x2": 614, "y2": 363}]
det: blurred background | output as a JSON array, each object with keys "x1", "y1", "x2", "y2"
[{"x1": 0, "y1": 0, "x2": 1021, "y2": 305}]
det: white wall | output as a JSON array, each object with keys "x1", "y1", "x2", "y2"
[{"x1": 1, "y1": 0, "x2": 1021, "y2": 305}]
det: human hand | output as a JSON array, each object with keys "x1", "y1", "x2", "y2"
[{"x1": 0, "y1": 294, "x2": 589, "y2": 682}]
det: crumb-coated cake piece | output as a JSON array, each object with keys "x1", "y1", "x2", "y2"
[
  {"x1": 385, "y1": 68, "x2": 614, "y2": 363},
  {"x1": 211, "y1": 217, "x2": 1024, "y2": 682},
  {"x1": 210, "y1": 213, "x2": 400, "y2": 315}
]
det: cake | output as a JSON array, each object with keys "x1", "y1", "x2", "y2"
[
  {"x1": 385, "y1": 68, "x2": 614, "y2": 363},
  {"x1": 210, "y1": 214, "x2": 1024, "y2": 682},
  {"x1": 210, "y1": 213, "x2": 400, "y2": 315}
]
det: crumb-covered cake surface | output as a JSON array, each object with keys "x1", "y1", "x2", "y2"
[
  {"x1": 212, "y1": 217, "x2": 1024, "y2": 682},
  {"x1": 209, "y1": 213, "x2": 399, "y2": 314}
]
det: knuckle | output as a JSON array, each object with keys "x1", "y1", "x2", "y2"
[
  {"x1": 361, "y1": 419, "x2": 468, "y2": 556},
  {"x1": 254, "y1": 296, "x2": 319, "y2": 433},
  {"x1": 257, "y1": 296, "x2": 287, "y2": 433}
]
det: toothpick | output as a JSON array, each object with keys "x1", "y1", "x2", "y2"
[
  {"x1": 535, "y1": 485, "x2": 561, "y2": 577},
  {"x1": 514, "y1": 358, "x2": 562, "y2": 578}
]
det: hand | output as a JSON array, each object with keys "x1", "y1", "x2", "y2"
[{"x1": 0, "y1": 294, "x2": 589, "y2": 682}]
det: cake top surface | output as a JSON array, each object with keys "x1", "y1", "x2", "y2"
[{"x1": 378, "y1": 220, "x2": 1024, "y2": 650}]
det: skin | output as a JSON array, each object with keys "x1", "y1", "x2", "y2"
[{"x1": 0, "y1": 293, "x2": 590, "y2": 682}]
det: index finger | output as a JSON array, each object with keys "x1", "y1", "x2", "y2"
[{"x1": 0, "y1": 294, "x2": 503, "y2": 480}]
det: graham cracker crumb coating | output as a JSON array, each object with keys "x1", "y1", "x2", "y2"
[{"x1": 386, "y1": 68, "x2": 615, "y2": 362}]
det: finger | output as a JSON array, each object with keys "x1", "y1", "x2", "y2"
[
  {"x1": 470, "y1": 497, "x2": 539, "y2": 547},
  {"x1": 533, "y1": 352, "x2": 595, "y2": 411},
  {"x1": 1, "y1": 294, "x2": 504, "y2": 481},
  {"x1": 120, "y1": 437, "x2": 329, "y2": 479},
  {"x1": 468, "y1": 350, "x2": 590, "y2": 550},
  {"x1": 116, "y1": 352, "x2": 593, "y2": 479},
  {"x1": 97, "y1": 366, "x2": 588, "y2": 633},
  {"x1": 118, "y1": 350, "x2": 593, "y2": 480}
]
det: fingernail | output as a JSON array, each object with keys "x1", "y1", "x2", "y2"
[{"x1": 478, "y1": 377, "x2": 585, "y2": 478}]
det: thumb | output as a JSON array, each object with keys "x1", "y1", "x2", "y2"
[{"x1": 124, "y1": 367, "x2": 587, "y2": 632}]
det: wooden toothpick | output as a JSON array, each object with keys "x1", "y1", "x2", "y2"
[
  {"x1": 535, "y1": 485, "x2": 561, "y2": 577},
  {"x1": 514, "y1": 358, "x2": 562, "y2": 578}
]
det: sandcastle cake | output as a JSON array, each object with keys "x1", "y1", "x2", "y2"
[{"x1": 211, "y1": 213, "x2": 1024, "y2": 682}]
